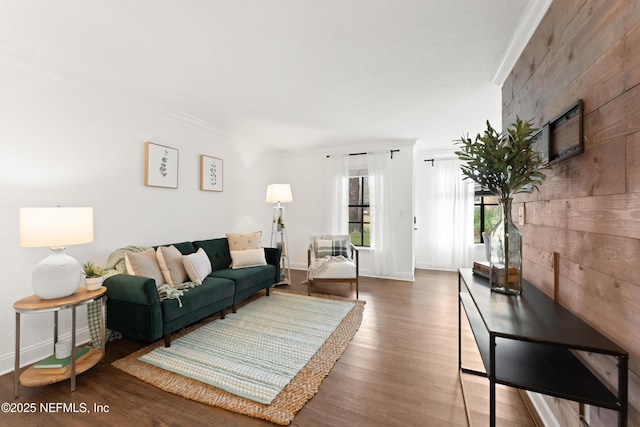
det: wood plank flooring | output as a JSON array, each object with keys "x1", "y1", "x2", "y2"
[{"x1": 0, "y1": 269, "x2": 536, "y2": 426}]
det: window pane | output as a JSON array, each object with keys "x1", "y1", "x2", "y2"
[
  {"x1": 484, "y1": 205, "x2": 500, "y2": 231},
  {"x1": 474, "y1": 206, "x2": 480, "y2": 243},
  {"x1": 349, "y1": 223, "x2": 363, "y2": 246},
  {"x1": 349, "y1": 207, "x2": 362, "y2": 222},
  {"x1": 349, "y1": 177, "x2": 360, "y2": 205},
  {"x1": 363, "y1": 223, "x2": 370, "y2": 247},
  {"x1": 363, "y1": 177, "x2": 369, "y2": 204}
]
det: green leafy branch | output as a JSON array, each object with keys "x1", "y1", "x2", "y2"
[{"x1": 455, "y1": 117, "x2": 549, "y2": 199}]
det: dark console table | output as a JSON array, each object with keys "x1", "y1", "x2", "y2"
[{"x1": 458, "y1": 268, "x2": 628, "y2": 426}]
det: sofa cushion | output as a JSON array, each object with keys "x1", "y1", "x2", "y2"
[
  {"x1": 125, "y1": 248, "x2": 165, "y2": 288},
  {"x1": 161, "y1": 276, "x2": 235, "y2": 322},
  {"x1": 210, "y1": 264, "x2": 275, "y2": 292},
  {"x1": 170, "y1": 241, "x2": 197, "y2": 255},
  {"x1": 156, "y1": 245, "x2": 188, "y2": 285},
  {"x1": 225, "y1": 231, "x2": 262, "y2": 251},
  {"x1": 183, "y1": 248, "x2": 212, "y2": 284},
  {"x1": 193, "y1": 238, "x2": 233, "y2": 271},
  {"x1": 230, "y1": 248, "x2": 267, "y2": 269}
]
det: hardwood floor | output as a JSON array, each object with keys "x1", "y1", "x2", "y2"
[{"x1": 1, "y1": 269, "x2": 536, "y2": 426}]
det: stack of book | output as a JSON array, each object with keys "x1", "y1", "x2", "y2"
[
  {"x1": 473, "y1": 261, "x2": 519, "y2": 283},
  {"x1": 472, "y1": 261, "x2": 490, "y2": 279},
  {"x1": 34, "y1": 347, "x2": 91, "y2": 374}
]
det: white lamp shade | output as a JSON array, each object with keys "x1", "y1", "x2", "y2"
[
  {"x1": 20, "y1": 207, "x2": 94, "y2": 248},
  {"x1": 265, "y1": 184, "x2": 293, "y2": 203}
]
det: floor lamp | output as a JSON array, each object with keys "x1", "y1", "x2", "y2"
[{"x1": 265, "y1": 184, "x2": 292, "y2": 284}]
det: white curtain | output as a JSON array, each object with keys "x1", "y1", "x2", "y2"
[
  {"x1": 368, "y1": 151, "x2": 398, "y2": 276},
  {"x1": 416, "y1": 158, "x2": 474, "y2": 270},
  {"x1": 329, "y1": 155, "x2": 349, "y2": 235}
]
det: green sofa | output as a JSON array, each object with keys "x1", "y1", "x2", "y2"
[{"x1": 103, "y1": 238, "x2": 281, "y2": 346}]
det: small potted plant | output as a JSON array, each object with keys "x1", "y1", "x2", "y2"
[{"x1": 83, "y1": 261, "x2": 106, "y2": 291}]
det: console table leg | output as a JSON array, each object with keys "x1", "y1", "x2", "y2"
[
  {"x1": 490, "y1": 335, "x2": 496, "y2": 427},
  {"x1": 619, "y1": 355, "x2": 628, "y2": 427}
]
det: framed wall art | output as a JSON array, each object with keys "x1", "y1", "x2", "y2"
[
  {"x1": 200, "y1": 155, "x2": 223, "y2": 192},
  {"x1": 145, "y1": 142, "x2": 179, "y2": 188}
]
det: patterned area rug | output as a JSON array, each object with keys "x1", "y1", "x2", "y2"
[{"x1": 112, "y1": 290, "x2": 365, "y2": 425}]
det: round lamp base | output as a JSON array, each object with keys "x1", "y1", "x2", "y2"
[{"x1": 32, "y1": 248, "x2": 82, "y2": 299}]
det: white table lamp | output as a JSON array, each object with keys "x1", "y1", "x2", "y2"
[{"x1": 20, "y1": 207, "x2": 94, "y2": 299}]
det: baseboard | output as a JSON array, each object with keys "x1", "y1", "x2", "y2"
[
  {"x1": 521, "y1": 390, "x2": 561, "y2": 427},
  {"x1": 414, "y1": 262, "x2": 457, "y2": 271},
  {"x1": 289, "y1": 264, "x2": 415, "y2": 281},
  {"x1": 0, "y1": 327, "x2": 92, "y2": 376}
]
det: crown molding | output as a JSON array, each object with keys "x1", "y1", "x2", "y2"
[
  {"x1": 0, "y1": 42, "x2": 232, "y2": 138},
  {"x1": 492, "y1": 0, "x2": 553, "y2": 87}
]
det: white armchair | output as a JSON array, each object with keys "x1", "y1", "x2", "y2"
[{"x1": 307, "y1": 234, "x2": 359, "y2": 298}]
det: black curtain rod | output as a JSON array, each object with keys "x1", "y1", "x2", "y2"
[
  {"x1": 424, "y1": 158, "x2": 435, "y2": 166},
  {"x1": 326, "y1": 149, "x2": 399, "y2": 159}
]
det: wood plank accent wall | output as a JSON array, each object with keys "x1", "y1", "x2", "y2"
[{"x1": 502, "y1": 0, "x2": 640, "y2": 425}]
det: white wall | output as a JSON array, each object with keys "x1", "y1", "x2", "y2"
[
  {"x1": 278, "y1": 143, "x2": 415, "y2": 281},
  {"x1": 0, "y1": 51, "x2": 278, "y2": 374}
]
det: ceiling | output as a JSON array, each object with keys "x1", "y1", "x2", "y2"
[{"x1": 0, "y1": 0, "x2": 548, "y2": 154}]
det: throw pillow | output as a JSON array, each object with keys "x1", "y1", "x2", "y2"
[
  {"x1": 125, "y1": 248, "x2": 166, "y2": 288},
  {"x1": 182, "y1": 248, "x2": 212, "y2": 284},
  {"x1": 316, "y1": 238, "x2": 350, "y2": 258},
  {"x1": 225, "y1": 231, "x2": 262, "y2": 251},
  {"x1": 156, "y1": 245, "x2": 188, "y2": 285},
  {"x1": 230, "y1": 248, "x2": 267, "y2": 269}
]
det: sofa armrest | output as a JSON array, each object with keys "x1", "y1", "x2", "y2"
[
  {"x1": 264, "y1": 247, "x2": 282, "y2": 283},
  {"x1": 103, "y1": 274, "x2": 160, "y2": 306}
]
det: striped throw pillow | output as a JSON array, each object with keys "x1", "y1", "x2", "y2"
[{"x1": 182, "y1": 248, "x2": 212, "y2": 284}]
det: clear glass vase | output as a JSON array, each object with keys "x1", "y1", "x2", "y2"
[{"x1": 489, "y1": 197, "x2": 523, "y2": 295}]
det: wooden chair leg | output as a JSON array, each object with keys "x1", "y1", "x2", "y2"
[
  {"x1": 220, "y1": 308, "x2": 225, "y2": 319},
  {"x1": 163, "y1": 334, "x2": 171, "y2": 347}
]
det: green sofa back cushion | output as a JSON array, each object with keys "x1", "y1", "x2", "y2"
[
  {"x1": 193, "y1": 238, "x2": 232, "y2": 272},
  {"x1": 157, "y1": 241, "x2": 196, "y2": 255}
]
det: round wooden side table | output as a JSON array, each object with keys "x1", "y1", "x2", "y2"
[{"x1": 13, "y1": 286, "x2": 107, "y2": 397}]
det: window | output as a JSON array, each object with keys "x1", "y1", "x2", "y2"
[
  {"x1": 474, "y1": 192, "x2": 499, "y2": 243},
  {"x1": 349, "y1": 176, "x2": 370, "y2": 247}
]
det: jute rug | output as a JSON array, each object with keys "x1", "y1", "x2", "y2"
[{"x1": 112, "y1": 290, "x2": 365, "y2": 425}]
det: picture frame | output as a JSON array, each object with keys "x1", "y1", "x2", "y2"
[
  {"x1": 200, "y1": 155, "x2": 224, "y2": 192},
  {"x1": 145, "y1": 142, "x2": 179, "y2": 188}
]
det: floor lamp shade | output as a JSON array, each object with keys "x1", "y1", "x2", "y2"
[
  {"x1": 265, "y1": 184, "x2": 293, "y2": 204},
  {"x1": 20, "y1": 207, "x2": 94, "y2": 299}
]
